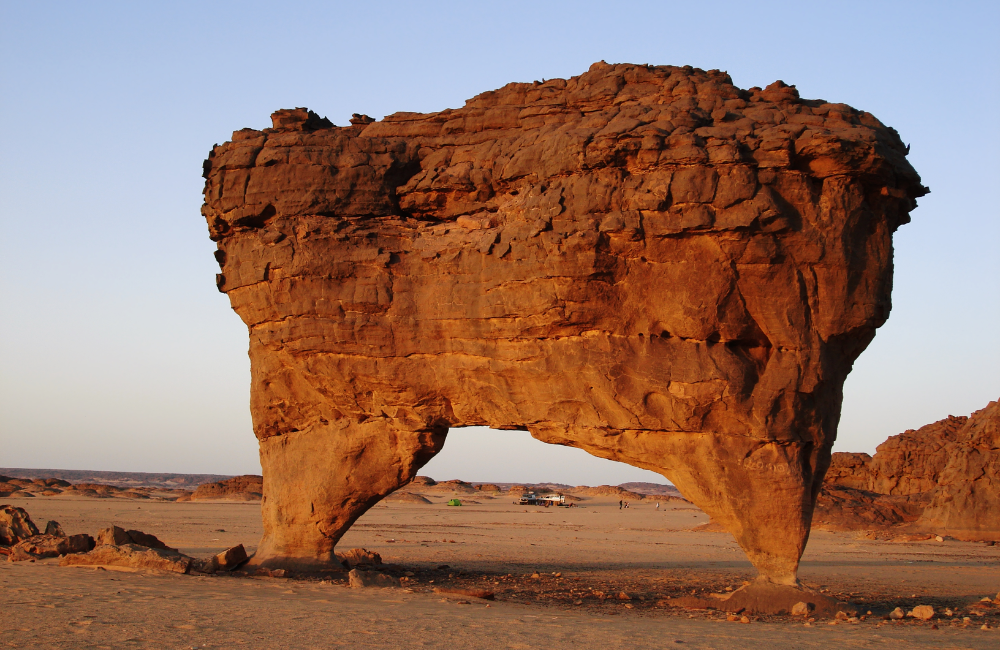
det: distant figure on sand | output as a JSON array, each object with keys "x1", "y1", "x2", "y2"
[
  {"x1": 619, "y1": 499, "x2": 623, "y2": 510},
  {"x1": 656, "y1": 502, "x2": 660, "y2": 510}
]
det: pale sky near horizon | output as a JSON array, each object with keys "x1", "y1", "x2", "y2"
[{"x1": 1, "y1": 1, "x2": 997, "y2": 486}]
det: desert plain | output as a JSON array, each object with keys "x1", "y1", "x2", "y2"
[{"x1": 2, "y1": 488, "x2": 998, "y2": 650}]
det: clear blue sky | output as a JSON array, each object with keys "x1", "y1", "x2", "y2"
[{"x1": 1, "y1": 1, "x2": 997, "y2": 485}]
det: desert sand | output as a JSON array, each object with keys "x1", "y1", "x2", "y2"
[{"x1": 2, "y1": 493, "x2": 997, "y2": 649}]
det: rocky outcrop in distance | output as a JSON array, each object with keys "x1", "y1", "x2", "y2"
[
  {"x1": 0, "y1": 469, "x2": 231, "y2": 490},
  {"x1": 820, "y1": 399, "x2": 1000, "y2": 540},
  {"x1": 189, "y1": 475, "x2": 264, "y2": 501},
  {"x1": 0, "y1": 475, "x2": 194, "y2": 501},
  {"x1": 203, "y1": 61, "x2": 925, "y2": 583}
]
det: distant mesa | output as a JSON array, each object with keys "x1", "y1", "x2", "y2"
[
  {"x1": 190, "y1": 475, "x2": 263, "y2": 502},
  {"x1": 202, "y1": 60, "x2": 926, "y2": 589}
]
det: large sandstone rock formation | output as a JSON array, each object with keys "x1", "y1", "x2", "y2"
[
  {"x1": 202, "y1": 62, "x2": 926, "y2": 583},
  {"x1": 824, "y1": 399, "x2": 1000, "y2": 540}
]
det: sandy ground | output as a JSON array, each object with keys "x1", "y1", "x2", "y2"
[{"x1": 2, "y1": 494, "x2": 998, "y2": 649}]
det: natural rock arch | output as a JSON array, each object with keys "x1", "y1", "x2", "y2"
[{"x1": 202, "y1": 62, "x2": 925, "y2": 586}]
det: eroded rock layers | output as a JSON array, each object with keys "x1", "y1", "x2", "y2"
[
  {"x1": 202, "y1": 62, "x2": 926, "y2": 581},
  {"x1": 824, "y1": 400, "x2": 1000, "y2": 539}
]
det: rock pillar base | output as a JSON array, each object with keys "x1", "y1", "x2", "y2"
[{"x1": 247, "y1": 419, "x2": 446, "y2": 573}]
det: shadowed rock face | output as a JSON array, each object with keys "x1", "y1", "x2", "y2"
[{"x1": 202, "y1": 62, "x2": 926, "y2": 582}]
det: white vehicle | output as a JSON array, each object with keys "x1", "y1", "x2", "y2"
[{"x1": 514, "y1": 492, "x2": 572, "y2": 507}]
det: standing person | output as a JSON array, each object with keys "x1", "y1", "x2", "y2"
[
  {"x1": 619, "y1": 499, "x2": 623, "y2": 510},
  {"x1": 656, "y1": 502, "x2": 660, "y2": 510}
]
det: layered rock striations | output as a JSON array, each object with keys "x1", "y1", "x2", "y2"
[
  {"x1": 202, "y1": 62, "x2": 926, "y2": 582},
  {"x1": 824, "y1": 400, "x2": 1000, "y2": 539}
]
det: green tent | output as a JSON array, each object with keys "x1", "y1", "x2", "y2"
[{"x1": 447, "y1": 499, "x2": 462, "y2": 506}]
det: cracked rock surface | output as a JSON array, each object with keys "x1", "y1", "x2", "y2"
[{"x1": 202, "y1": 62, "x2": 926, "y2": 582}]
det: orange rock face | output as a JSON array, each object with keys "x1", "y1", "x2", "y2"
[
  {"x1": 827, "y1": 400, "x2": 1000, "y2": 540},
  {"x1": 202, "y1": 62, "x2": 926, "y2": 582}
]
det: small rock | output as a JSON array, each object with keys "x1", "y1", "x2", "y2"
[
  {"x1": 348, "y1": 568, "x2": 400, "y2": 588},
  {"x1": 191, "y1": 544, "x2": 248, "y2": 574},
  {"x1": 910, "y1": 605, "x2": 934, "y2": 620},
  {"x1": 251, "y1": 567, "x2": 288, "y2": 578},
  {"x1": 982, "y1": 624, "x2": 990, "y2": 630},
  {"x1": 44, "y1": 521, "x2": 65, "y2": 537},
  {"x1": 792, "y1": 602, "x2": 813, "y2": 616},
  {"x1": 335, "y1": 547, "x2": 381, "y2": 569},
  {"x1": 433, "y1": 587, "x2": 494, "y2": 600},
  {"x1": 95, "y1": 526, "x2": 131, "y2": 547},
  {"x1": 935, "y1": 535, "x2": 945, "y2": 542},
  {"x1": 531, "y1": 573, "x2": 541, "y2": 579},
  {"x1": 945, "y1": 608, "x2": 954, "y2": 616},
  {"x1": 889, "y1": 607, "x2": 905, "y2": 620},
  {"x1": 740, "y1": 616, "x2": 750, "y2": 624},
  {"x1": 618, "y1": 591, "x2": 631, "y2": 600},
  {"x1": 835, "y1": 611, "x2": 849, "y2": 621}
]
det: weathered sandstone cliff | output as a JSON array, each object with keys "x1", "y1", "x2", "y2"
[
  {"x1": 824, "y1": 400, "x2": 1000, "y2": 540},
  {"x1": 202, "y1": 62, "x2": 926, "y2": 582}
]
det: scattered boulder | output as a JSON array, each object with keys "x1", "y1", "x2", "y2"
[
  {"x1": 7, "y1": 534, "x2": 95, "y2": 561},
  {"x1": 348, "y1": 568, "x2": 399, "y2": 588},
  {"x1": 791, "y1": 601, "x2": 814, "y2": 616},
  {"x1": 192, "y1": 544, "x2": 249, "y2": 574},
  {"x1": 909, "y1": 605, "x2": 935, "y2": 620},
  {"x1": 124, "y1": 529, "x2": 173, "y2": 551},
  {"x1": 335, "y1": 548, "x2": 382, "y2": 569},
  {"x1": 96, "y1": 525, "x2": 174, "y2": 551},
  {"x1": 44, "y1": 521, "x2": 65, "y2": 537},
  {"x1": 96, "y1": 525, "x2": 131, "y2": 546},
  {"x1": 0, "y1": 505, "x2": 39, "y2": 545},
  {"x1": 60, "y1": 544, "x2": 191, "y2": 573},
  {"x1": 889, "y1": 607, "x2": 905, "y2": 619}
]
